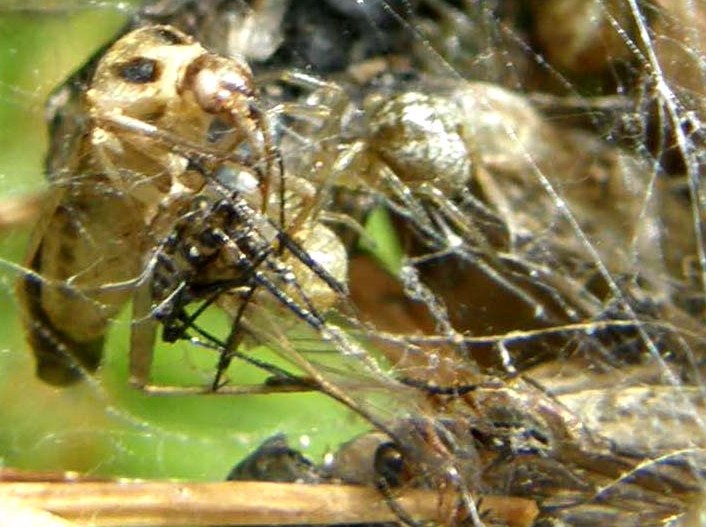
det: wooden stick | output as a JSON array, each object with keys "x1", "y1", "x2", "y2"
[
  {"x1": 0, "y1": 498, "x2": 79, "y2": 527},
  {"x1": 0, "y1": 480, "x2": 538, "y2": 527}
]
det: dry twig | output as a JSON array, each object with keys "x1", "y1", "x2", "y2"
[{"x1": 0, "y1": 480, "x2": 538, "y2": 527}]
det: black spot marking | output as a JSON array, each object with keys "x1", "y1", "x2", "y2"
[
  {"x1": 22, "y1": 246, "x2": 104, "y2": 385},
  {"x1": 115, "y1": 57, "x2": 161, "y2": 84}
]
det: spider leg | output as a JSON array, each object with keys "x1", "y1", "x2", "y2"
[
  {"x1": 374, "y1": 476, "x2": 424, "y2": 527},
  {"x1": 397, "y1": 376, "x2": 478, "y2": 396},
  {"x1": 211, "y1": 283, "x2": 257, "y2": 391},
  {"x1": 161, "y1": 290, "x2": 222, "y2": 343},
  {"x1": 179, "y1": 313, "x2": 307, "y2": 388},
  {"x1": 224, "y1": 194, "x2": 348, "y2": 297},
  {"x1": 250, "y1": 265, "x2": 327, "y2": 331},
  {"x1": 275, "y1": 228, "x2": 349, "y2": 296}
]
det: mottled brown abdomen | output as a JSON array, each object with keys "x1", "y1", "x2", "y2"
[{"x1": 17, "y1": 180, "x2": 145, "y2": 385}]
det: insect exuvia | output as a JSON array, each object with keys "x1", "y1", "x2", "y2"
[{"x1": 16, "y1": 23, "x2": 347, "y2": 388}]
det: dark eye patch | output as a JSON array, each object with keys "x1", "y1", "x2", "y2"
[
  {"x1": 115, "y1": 57, "x2": 161, "y2": 84},
  {"x1": 154, "y1": 27, "x2": 189, "y2": 45}
]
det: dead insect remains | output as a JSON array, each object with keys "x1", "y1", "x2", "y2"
[{"x1": 17, "y1": 24, "x2": 347, "y2": 390}]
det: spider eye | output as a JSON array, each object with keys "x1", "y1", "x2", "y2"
[{"x1": 115, "y1": 57, "x2": 162, "y2": 84}]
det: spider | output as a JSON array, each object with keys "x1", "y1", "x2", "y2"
[{"x1": 298, "y1": 76, "x2": 690, "y2": 377}]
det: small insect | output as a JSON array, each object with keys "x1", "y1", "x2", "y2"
[
  {"x1": 129, "y1": 177, "x2": 350, "y2": 393},
  {"x1": 16, "y1": 24, "x2": 288, "y2": 385}
]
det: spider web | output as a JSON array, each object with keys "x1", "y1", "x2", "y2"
[{"x1": 0, "y1": 1, "x2": 704, "y2": 525}]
